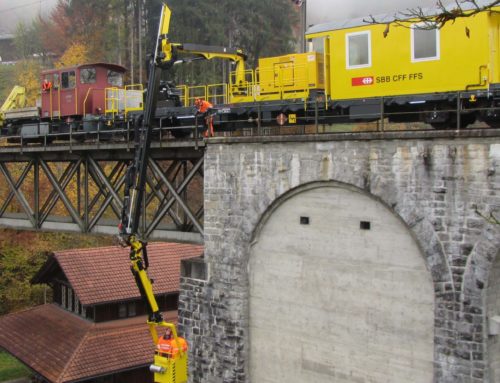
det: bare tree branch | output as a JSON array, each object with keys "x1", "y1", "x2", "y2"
[{"x1": 364, "y1": 0, "x2": 500, "y2": 31}]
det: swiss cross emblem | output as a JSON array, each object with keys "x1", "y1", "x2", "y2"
[{"x1": 352, "y1": 76, "x2": 374, "y2": 86}]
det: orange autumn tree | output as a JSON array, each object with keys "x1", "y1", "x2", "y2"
[
  {"x1": 40, "y1": 0, "x2": 116, "y2": 63},
  {"x1": 55, "y1": 42, "x2": 90, "y2": 68},
  {"x1": 14, "y1": 60, "x2": 41, "y2": 107}
]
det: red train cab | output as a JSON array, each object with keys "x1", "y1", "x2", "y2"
[{"x1": 40, "y1": 63, "x2": 126, "y2": 120}]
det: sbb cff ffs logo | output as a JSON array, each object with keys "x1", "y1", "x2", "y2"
[{"x1": 351, "y1": 76, "x2": 374, "y2": 86}]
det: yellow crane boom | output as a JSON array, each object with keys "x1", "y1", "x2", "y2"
[{"x1": 0, "y1": 86, "x2": 27, "y2": 127}]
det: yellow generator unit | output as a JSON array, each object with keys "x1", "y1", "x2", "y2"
[{"x1": 256, "y1": 52, "x2": 325, "y2": 100}]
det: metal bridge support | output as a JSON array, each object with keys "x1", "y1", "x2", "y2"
[{"x1": 0, "y1": 142, "x2": 204, "y2": 243}]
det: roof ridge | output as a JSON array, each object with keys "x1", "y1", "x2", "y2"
[
  {"x1": 54, "y1": 245, "x2": 124, "y2": 256},
  {"x1": 53, "y1": 242, "x2": 201, "y2": 256},
  {"x1": 0, "y1": 304, "x2": 43, "y2": 319},
  {"x1": 58, "y1": 323, "x2": 95, "y2": 383}
]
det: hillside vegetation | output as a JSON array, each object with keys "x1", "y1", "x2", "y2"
[
  {"x1": 1, "y1": 0, "x2": 299, "y2": 100},
  {"x1": 0, "y1": 230, "x2": 113, "y2": 315}
]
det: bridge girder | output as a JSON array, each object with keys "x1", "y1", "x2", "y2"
[{"x1": 0, "y1": 142, "x2": 205, "y2": 244}]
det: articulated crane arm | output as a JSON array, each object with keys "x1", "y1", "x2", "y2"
[
  {"x1": 173, "y1": 43, "x2": 247, "y2": 87},
  {"x1": 0, "y1": 86, "x2": 27, "y2": 127},
  {"x1": 118, "y1": 4, "x2": 187, "y2": 383}
]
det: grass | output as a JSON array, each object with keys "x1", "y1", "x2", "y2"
[{"x1": 0, "y1": 351, "x2": 30, "y2": 382}]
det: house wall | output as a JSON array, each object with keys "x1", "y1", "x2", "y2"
[{"x1": 92, "y1": 294, "x2": 178, "y2": 322}]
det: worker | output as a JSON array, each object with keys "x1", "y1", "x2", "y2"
[
  {"x1": 156, "y1": 328, "x2": 188, "y2": 358},
  {"x1": 194, "y1": 98, "x2": 214, "y2": 137},
  {"x1": 194, "y1": 98, "x2": 212, "y2": 113},
  {"x1": 42, "y1": 78, "x2": 52, "y2": 92}
]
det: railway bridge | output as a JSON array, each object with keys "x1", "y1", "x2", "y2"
[
  {"x1": 0, "y1": 128, "x2": 499, "y2": 382},
  {"x1": 0, "y1": 138, "x2": 205, "y2": 243}
]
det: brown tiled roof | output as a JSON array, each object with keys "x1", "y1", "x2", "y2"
[
  {"x1": 37, "y1": 242, "x2": 203, "y2": 306},
  {"x1": 0, "y1": 304, "x2": 178, "y2": 383}
]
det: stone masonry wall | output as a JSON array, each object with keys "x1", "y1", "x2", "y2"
[{"x1": 179, "y1": 131, "x2": 500, "y2": 383}]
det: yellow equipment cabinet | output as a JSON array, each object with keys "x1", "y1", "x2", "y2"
[
  {"x1": 219, "y1": 52, "x2": 325, "y2": 104},
  {"x1": 255, "y1": 52, "x2": 324, "y2": 100},
  {"x1": 306, "y1": 8, "x2": 499, "y2": 100}
]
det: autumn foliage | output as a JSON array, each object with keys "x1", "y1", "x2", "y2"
[
  {"x1": 14, "y1": 60, "x2": 41, "y2": 106},
  {"x1": 55, "y1": 42, "x2": 90, "y2": 68}
]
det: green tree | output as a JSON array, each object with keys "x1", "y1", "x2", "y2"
[
  {"x1": 14, "y1": 19, "x2": 45, "y2": 61},
  {"x1": 0, "y1": 246, "x2": 48, "y2": 315},
  {"x1": 145, "y1": 0, "x2": 298, "y2": 86}
]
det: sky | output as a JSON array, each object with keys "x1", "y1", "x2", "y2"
[
  {"x1": 0, "y1": 0, "x2": 58, "y2": 34},
  {"x1": 0, "y1": 0, "x2": 443, "y2": 34},
  {"x1": 307, "y1": 0, "x2": 439, "y2": 25}
]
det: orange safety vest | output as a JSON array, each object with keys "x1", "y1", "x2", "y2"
[
  {"x1": 195, "y1": 100, "x2": 212, "y2": 113},
  {"x1": 42, "y1": 80, "x2": 52, "y2": 91},
  {"x1": 156, "y1": 336, "x2": 188, "y2": 357}
]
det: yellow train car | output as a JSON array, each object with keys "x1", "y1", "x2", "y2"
[{"x1": 306, "y1": 3, "x2": 500, "y2": 127}]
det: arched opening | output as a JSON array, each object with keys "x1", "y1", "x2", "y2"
[
  {"x1": 249, "y1": 183, "x2": 434, "y2": 382},
  {"x1": 487, "y1": 250, "x2": 500, "y2": 381}
]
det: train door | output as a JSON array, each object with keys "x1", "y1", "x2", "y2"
[
  {"x1": 59, "y1": 70, "x2": 77, "y2": 117},
  {"x1": 274, "y1": 62, "x2": 294, "y2": 88},
  {"x1": 310, "y1": 35, "x2": 331, "y2": 102}
]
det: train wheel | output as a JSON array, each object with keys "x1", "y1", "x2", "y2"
[{"x1": 430, "y1": 113, "x2": 476, "y2": 129}]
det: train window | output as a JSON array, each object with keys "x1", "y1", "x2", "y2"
[
  {"x1": 80, "y1": 68, "x2": 96, "y2": 84},
  {"x1": 346, "y1": 31, "x2": 371, "y2": 69},
  {"x1": 411, "y1": 24, "x2": 440, "y2": 62},
  {"x1": 107, "y1": 70, "x2": 123, "y2": 87},
  {"x1": 61, "y1": 71, "x2": 76, "y2": 89},
  {"x1": 53, "y1": 73, "x2": 60, "y2": 89}
]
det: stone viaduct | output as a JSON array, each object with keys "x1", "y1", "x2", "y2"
[{"x1": 179, "y1": 130, "x2": 500, "y2": 383}]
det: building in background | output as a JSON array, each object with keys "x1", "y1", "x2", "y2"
[{"x1": 0, "y1": 242, "x2": 202, "y2": 383}]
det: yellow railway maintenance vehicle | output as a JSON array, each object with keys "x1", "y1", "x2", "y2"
[{"x1": 171, "y1": 1, "x2": 500, "y2": 131}]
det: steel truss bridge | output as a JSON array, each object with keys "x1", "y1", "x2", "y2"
[{"x1": 0, "y1": 140, "x2": 205, "y2": 243}]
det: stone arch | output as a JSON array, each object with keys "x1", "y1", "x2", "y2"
[
  {"x1": 247, "y1": 180, "x2": 441, "y2": 382},
  {"x1": 462, "y1": 225, "x2": 500, "y2": 381}
]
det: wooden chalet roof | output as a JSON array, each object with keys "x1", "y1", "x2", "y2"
[
  {"x1": 32, "y1": 242, "x2": 203, "y2": 306},
  {"x1": 0, "y1": 304, "x2": 177, "y2": 383}
]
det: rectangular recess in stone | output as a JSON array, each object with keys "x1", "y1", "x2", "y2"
[
  {"x1": 360, "y1": 221, "x2": 371, "y2": 230},
  {"x1": 300, "y1": 216, "x2": 310, "y2": 225}
]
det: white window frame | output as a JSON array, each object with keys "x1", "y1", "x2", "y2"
[
  {"x1": 74, "y1": 296, "x2": 80, "y2": 314},
  {"x1": 128, "y1": 302, "x2": 136, "y2": 317},
  {"x1": 118, "y1": 303, "x2": 127, "y2": 318},
  {"x1": 345, "y1": 31, "x2": 372, "y2": 69},
  {"x1": 67, "y1": 287, "x2": 73, "y2": 311},
  {"x1": 411, "y1": 23, "x2": 440, "y2": 62},
  {"x1": 61, "y1": 284, "x2": 67, "y2": 308}
]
